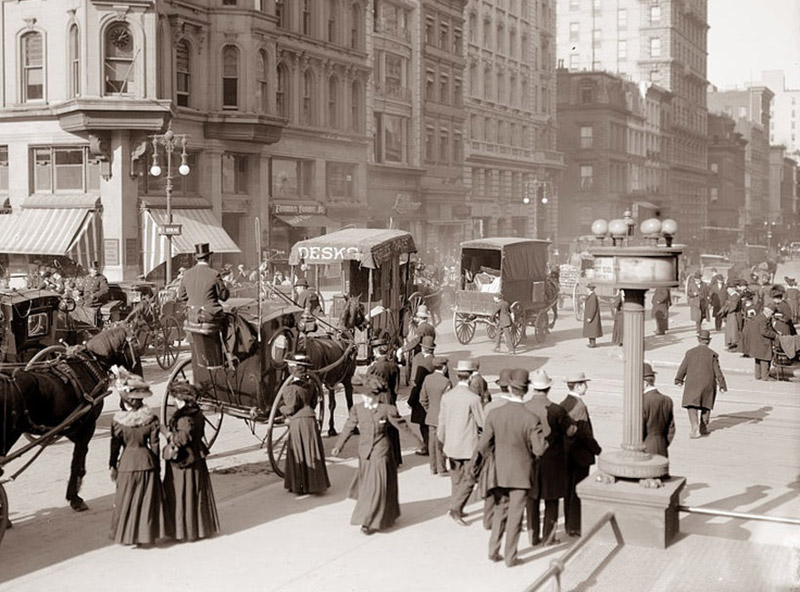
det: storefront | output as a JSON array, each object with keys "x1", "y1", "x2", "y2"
[{"x1": 269, "y1": 201, "x2": 338, "y2": 273}]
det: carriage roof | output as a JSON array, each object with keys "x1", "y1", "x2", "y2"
[
  {"x1": 0, "y1": 288, "x2": 61, "y2": 306},
  {"x1": 288, "y1": 228, "x2": 416, "y2": 269},
  {"x1": 459, "y1": 237, "x2": 551, "y2": 282},
  {"x1": 459, "y1": 237, "x2": 551, "y2": 251}
]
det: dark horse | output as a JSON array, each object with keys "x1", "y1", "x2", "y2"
[
  {"x1": 301, "y1": 295, "x2": 366, "y2": 437},
  {"x1": 0, "y1": 325, "x2": 141, "y2": 518}
]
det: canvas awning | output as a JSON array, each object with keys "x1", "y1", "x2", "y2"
[
  {"x1": 288, "y1": 228, "x2": 416, "y2": 269},
  {"x1": 0, "y1": 196, "x2": 102, "y2": 268},
  {"x1": 275, "y1": 213, "x2": 339, "y2": 228},
  {"x1": 141, "y1": 207, "x2": 240, "y2": 275}
]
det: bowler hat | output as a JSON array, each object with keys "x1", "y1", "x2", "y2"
[
  {"x1": 508, "y1": 368, "x2": 530, "y2": 390},
  {"x1": 770, "y1": 285, "x2": 785, "y2": 298},
  {"x1": 586, "y1": 283, "x2": 596, "y2": 290},
  {"x1": 564, "y1": 371, "x2": 591, "y2": 383},
  {"x1": 643, "y1": 362, "x2": 657, "y2": 378},
  {"x1": 433, "y1": 356, "x2": 449, "y2": 368},
  {"x1": 456, "y1": 359, "x2": 476, "y2": 372},
  {"x1": 194, "y1": 243, "x2": 213, "y2": 259},
  {"x1": 697, "y1": 329, "x2": 711, "y2": 342},
  {"x1": 495, "y1": 368, "x2": 512, "y2": 387},
  {"x1": 530, "y1": 369, "x2": 553, "y2": 390},
  {"x1": 296, "y1": 277, "x2": 309, "y2": 288},
  {"x1": 420, "y1": 335, "x2": 436, "y2": 350}
]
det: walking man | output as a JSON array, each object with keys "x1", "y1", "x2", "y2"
[
  {"x1": 420, "y1": 356, "x2": 452, "y2": 476},
  {"x1": 476, "y1": 369, "x2": 548, "y2": 567},
  {"x1": 651, "y1": 287, "x2": 672, "y2": 335},
  {"x1": 582, "y1": 284, "x2": 602, "y2": 348},
  {"x1": 750, "y1": 305, "x2": 777, "y2": 380},
  {"x1": 407, "y1": 335, "x2": 437, "y2": 454},
  {"x1": 491, "y1": 293, "x2": 515, "y2": 355},
  {"x1": 438, "y1": 360, "x2": 485, "y2": 525},
  {"x1": 642, "y1": 363, "x2": 675, "y2": 458},
  {"x1": 688, "y1": 274, "x2": 706, "y2": 333},
  {"x1": 560, "y1": 372, "x2": 602, "y2": 537},
  {"x1": 674, "y1": 330, "x2": 727, "y2": 439},
  {"x1": 710, "y1": 275, "x2": 727, "y2": 331},
  {"x1": 367, "y1": 337, "x2": 402, "y2": 464}
]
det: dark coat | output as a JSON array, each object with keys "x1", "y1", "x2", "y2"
[
  {"x1": 560, "y1": 394, "x2": 602, "y2": 468},
  {"x1": 178, "y1": 262, "x2": 230, "y2": 322},
  {"x1": 611, "y1": 294, "x2": 624, "y2": 345},
  {"x1": 476, "y1": 400, "x2": 548, "y2": 490},
  {"x1": 407, "y1": 352, "x2": 435, "y2": 424},
  {"x1": 166, "y1": 404, "x2": 210, "y2": 469},
  {"x1": 279, "y1": 381, "x2": 330, "y2": 495},
  {"x1": 710, "y1": 281, "x2": 727, "y2": 313},
  {"x1": 748, "y1": 312, "x2": 777, "y2": 361},
  {"x1": 296, "y1": 288, "x2": 322, "y2": 314},
  {"x1": 525, "y1": 395, "x2": 575, "y2": 500},
  {"x1": 491, "y1": 300, "x2": 513, "y2": 328},
  {"x1": 83, "y1": 273, "x2": 110, "y2": 306},
  {"x1": 109, "y1": 408, "x2": 160, "y2": 472},
  {"x1": 675, "y1": 344, "x2": 727, "y2": 410},
  {"x1": 367, "y1": 356, "x2": 400, "y2": 404},
  {"x1": 774, "y1": 300, "x2": 796, "y2": 336},
  {"x1": 651, "y1": 287, "x2": 671, "y2": 318},
  {"x1": 720, "y1": 292, "x2": 741, "y2": 346},
  {"x1": 642, "y1": 388, "x2": 675, "y2": 457},
  {"x1": 403, "y1": 321, "x2": 437, "y2": 353},
  {"x1": 420, "y1": 371, "x2": 452, "y2": 426},
  {"x1": 334, "y1": 403, "x2": 418, "y2": 462},
  {"x1": 582, "y1": 291, "x2": 603, "y2": 338},
  {"x1": 687, "y1": 280, "x2": 705, "y2": 322},
  {"x1": 468, "y1": 372, "x2": 490, "y2": 406}
]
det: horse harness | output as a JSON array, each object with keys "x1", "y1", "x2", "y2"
[{"x1": 33, "y1": 348, "x2": 110, "y2": 405}]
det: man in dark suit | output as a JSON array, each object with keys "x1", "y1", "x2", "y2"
[
  {"x1": 687, "y1": 274, "x2": 706, "y2": 333},
  {"x1": 582, "y1": 284, "x2": 602, "y2": 347},
  {"x1": 651, "y1": 287, "x2": 671, "y2": 335},
  {"x1": 401, "y1": 305, "x2": 437, "y2": 357},
  {"x1": 407, "y1": 335, "x2": 437, "y2": 455},
  {"x1": 642, "y1": 363, "x2": 675, "y2": 457},
  {"x1": 559, "y1": 371, "x2": 602, "y2": 537},
  {"x1": 491, "y1": 293, "x2": 515, "y2": 354},
  {"x1": 82, "y1": 260, "x2": 110, "y2": 306},
  {"x1": 750, "y1": 305, "x2": 777, "y2": 380},
  {"x1": 178, "y1": 243, "x2": 230, "y2": 326},
  {"x1": 366, "y1": 337, "x2": 402, "y2": 464},
  {"x1": 710, "y1": 275, "x2": 727, "y2": 331},
  {"x1": 476, "y1": 369, "x2": 548, "y2": 567},
  {"x1": 771, "y1": 286, "x2": 796, "y2": 336},
  {"x1": 295, "y1": 277, "x2": 322, "y2": 315},
  {"x1": 675, "y1": 330, "x2": 727, "y2": 439},
  {"x1": 420, "y1": 356, "x2": 452, "y2": 476},
  {"x1": 468, "y1": 359, "x2": 491, "y2": 406}
]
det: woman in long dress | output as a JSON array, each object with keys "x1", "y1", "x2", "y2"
[
  {"x1": 162, "y1": 382, "x2": 220, "y2": 542},
  {"x1": 611, "y1": 290, "x2": 624, "y2": 346},
  {"x1": 109, "y1": 372, "x2": 163, "y2": 546},
  {"x1": 332, "y1": 376, "x2": 422, "y2": 535}
]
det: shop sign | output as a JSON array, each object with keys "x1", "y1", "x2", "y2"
[{"x1": 272, "y1": 202, "x2": 327, "y2": 215}]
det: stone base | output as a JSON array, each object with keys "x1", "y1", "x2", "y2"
[
  {"x1": 576, "y1": 474, "x2": 686, "y2": 549},
  {"x1": 597, "y1": 450, "x2": 669, "y2": 479}
]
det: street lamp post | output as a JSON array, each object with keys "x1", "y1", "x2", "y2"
[{"x1": 149, "y1": 126, "x2": 190, "y2": 284}]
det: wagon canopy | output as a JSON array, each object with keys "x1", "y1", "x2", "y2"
[
  {"x1": 460, "y1": 238, "x2": 550, "y2": 281},
  {"x1": 289, "y1": 228, "x2": 416, "y2": 269}
]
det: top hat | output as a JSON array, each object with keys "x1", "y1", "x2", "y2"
[
  {"x1": 420, "y1": 335, "x2": 436, "y2": 350},
  {"x1": 697, "y1": 329, "x2": 711, "y2": 342},
  {"x1": 89, "y1": 260, "x2": 100, "y2": 269},
  {"x1": 564, "y1": 371, "x2": 591, "y2": 383},
  {"x1": 509, "y1": 368, "x2": 530, "y2": 390},
  {"x1": 530, "y1": 369, "x2": 553, "y2": 390},
  {"x1": 495, "y1": 368, "x2": 512, "y2": 388},
  {"x1": 456, "y1": 359, "x2": 477, "y2": 373},
  {"x1": 287, "y1": 353, "x2": 313, "y2": 367},
  {"x1": 643, "y1": 362, "x2": 657, "y2": 379},
  {"x1": 194, "y1": 243, "x2": 213, "y2": 259}
]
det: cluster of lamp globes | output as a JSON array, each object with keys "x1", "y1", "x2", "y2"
[
  {"x1": 149, "y1": 130, "x2": 191, "y2": 178},
  {"x1": 591, "y1": 217, "x2": 678, "y2": 246}
]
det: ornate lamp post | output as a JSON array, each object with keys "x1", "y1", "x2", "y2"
[
  {"x1": 149, "y1": 126, "x2": 191, "y2": 284},
  {"x1": 576, "y1": 216, "x2": 685, "y2": 549}
]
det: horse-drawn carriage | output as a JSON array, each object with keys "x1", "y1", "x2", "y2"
[
  {"x1": 122, "y1": 282, "x2": 186, "y2": 370},
  {"x1": 452, "y1": 238, "x2": 559, "y2": 346},
  {"x1": 0, "y1": 288, "x2": 63, "y2": 364}
]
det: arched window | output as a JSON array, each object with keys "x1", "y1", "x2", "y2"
[
  {"x1": 350, "y1": 4, "x2": 362, "y2": 49},
  {"x1": 327, "y1": 0, "x2": 338, "y2": 43},
  {"x1": 104, "y1": 23, "x2": 134, "y2": 95},
  {"x1": 328, "y1": 75, "x2": 339, "y2": 128},
  {"x1": 69, "y1": 25, "x2": 80, "y2": 97},
  {"x1": 222, "y1": 45, "x2": 239, "y2": 109},
  {"x1": 21, "y1": 32, "x2": 44, "y2": 101},
  {"x1": 257, "y1": 50, "x2": 268, "y2": 113},
  {"x1": 302, "y1": 69, "x2": 315, "y2": 125},
  {"x1": 277, "y1": 62, "x2": 289, "y2": 118},
  {"x1": 351, "y1": 79, "x2": 363, "y2": 132},
  {"x1": 176, "y1": 40, "x2": 191, "y2": 107},
  {"x1": 469, "y1": 13, "x2": 477, "y2": 43}
]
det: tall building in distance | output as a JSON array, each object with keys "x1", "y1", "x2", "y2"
[
  {"x1": 464, "y1": 0, "x2": 562, "y2": 243},
  {"x1": 556, "y1": 0, "x2": 710, "y2": 242},
  {"x1": 763, "y1": 70, "x2": 800, "y2": 158},
  {"x1": 706, "y1": 112, "x2": 746, "y2": 252}
]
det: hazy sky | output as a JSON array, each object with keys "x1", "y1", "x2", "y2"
[{"x1": 707, "y1": 0, "x2": 800, "y2": 89}]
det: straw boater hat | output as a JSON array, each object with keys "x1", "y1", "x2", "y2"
[
  {"x1": 456, "y1": 359, "x2": 477, "y2": 373},
  {"x1": 564, "y1": 371, "x2": 591, "y2": 383},
  {"x1": 530, "y1": 369, "x2": 553, "y2": 390}
]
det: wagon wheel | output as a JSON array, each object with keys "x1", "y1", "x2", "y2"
[
  {"x1": 0, "y1": 484, "x2": 7, "y2": 547},
  {"x1": 155, "y1": 315, "x2": 182, "y2": 370},
  {"x1": 26, "y1": 344, "x2": 66, "y2": 368},
  {"x1": 510, "y1": 302, "x2": 524, "y2": 347},
  {"x1": 534, "y1": 309, "x2": 550, "y2": 344},
  {"x1": 161, "y1": 358, "x2": 223, "y2": 450},
  {"x1": 486, "y1": 324, "x2": 497, "y2": 340},
  {"x1": 408, "y1": 291, "x2": 425, "y2": 318},
  {"x1": 573, "y1": 283, "x2": 586, "y2": 321},
  {"x1": 266, "y1": 373, "x2": 325, "y2": 478},
  {"x1": 453, "y1": 312, "x2": 476, "y2": 345}
]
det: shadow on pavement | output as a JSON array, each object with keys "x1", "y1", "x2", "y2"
[
  {"x1": 679, "y1": 484, "x2": 773, "y2": 541},
  {"x1": 707, "y1": 405, "x2": 773, "y2": 433}
]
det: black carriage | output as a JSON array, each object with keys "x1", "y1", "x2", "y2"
[
  {"x1": 0, "y1": 288, "x2": 62, "y2": 364},
  {"x1": 121, "y1": 281, "x2": 185, "y2": 370},
  {"x1": 453, "y1": 238, "x2": 558, "y2": 346}
]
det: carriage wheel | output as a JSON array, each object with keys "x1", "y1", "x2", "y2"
[
  {"x1": 486, "y1": 324, "x2": 497, "y2": 340},
  {"x1": 155, "y1": 315, "x2": 182, "y2": 370},
  {"x1": 453, "y1": 312, "x2": 476, "y2": 345},
  {"x1": 408, "y1": 292, "x2": 424, "y2": 318},
  {"x1": 0, "y1": 484, "x2": 7, "y2": 547},
  {"x1": 26, "y1": 344, "x2": 66, "y2": 368},
  {"x1": 161, "y1": 358, "x2": 224, "y2": 450},
  {"x1": 573, "y1": 283, "x2": 586, "y2": 321},
  {"x1": 534, "y1": 310, "x2": 550, "y2": 344},
  {"x1": 510, "y1": 302, "x2": 526, "y2": 344}
]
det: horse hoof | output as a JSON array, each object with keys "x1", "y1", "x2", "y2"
[{"x1": 70, "y1": 500, "x2": 90, "y2": 512}]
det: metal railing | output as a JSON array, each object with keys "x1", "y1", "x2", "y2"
[
  {"x1": 523, "y1": 512, "x2": 621, "y2": 592},
  {"x1": 678, "y1": 505, "x2": 800, "y2": 526}
]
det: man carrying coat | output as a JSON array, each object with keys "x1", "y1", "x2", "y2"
[
  {"x1": 674, "y1": 330, "x2": 727, "y2": 439},
  {"x1": 582, "y1": 284, "x2": 602, "y2": 348},
  {"x1": 475, "y1": 369, "x2": 548, "y2": 567},
  {"x1": 642, "y1": 363, "x2": 675, "y2": 457}
]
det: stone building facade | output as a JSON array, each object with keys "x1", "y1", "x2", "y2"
[{"x1": 706, "y1": 112, "x2": 746, "y2": 252}]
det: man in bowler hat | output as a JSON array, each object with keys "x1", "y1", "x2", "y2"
[
  {"x1": 675, "y1": 330, "x2": 727, "y2": 438},
  {"x1": 582, "y1": 284, "x2": 602, "y2": 347},
  {"x1": 178, "y1": 243, "x2": 230, "y2": 326},
  {"x1": 642, "y1": 363, "x2": 675, "y2": 457}
]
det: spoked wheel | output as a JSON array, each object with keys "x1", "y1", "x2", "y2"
[
  {"x1": 534, "y1": 309, "x2": 550, "y2": 343},
  {"x1": 510, "y1": 302, "x2": 525, "y2": 346},
  {"x1": 161, "y1": 358, "x2": 223, "y2": 450},
  {"x1": 26, "y1": 344, "x2": 67, "y2": 368},
  {"x1": 266, "y1": 373, "x2": 325, "y2": 478},
  {"x1": 573, "y1": 283, "x2": 586, "y2": 321},
  {"x1": 0, "y1": 484, "x2": 7, "y2": 547},
  {"x1": 156, "y1": 315, "x2": 182, "y2": 370},
  {"x1": 486, "y1": 324, "x2": 497, "y2": 340},
  {"x1": 408, "y1": 292, "x2": 425, "y2": 318},
  {"x1": 453, "y1": 312, "x2": 476, "y2": 345}
]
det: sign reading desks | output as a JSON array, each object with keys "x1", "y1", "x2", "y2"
[{"x1": 158, "y1": 223, "x2": 182, "y2": 236}]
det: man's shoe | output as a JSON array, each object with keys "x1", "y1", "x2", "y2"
[
  {"x1": 415, "y1": 449, "x2": 429, "y2": 456},
  {"x1": 488, "y1": 553, "x2": 503, "y2": 563},
  {"x1": 689, "y1": 429, "x2": 701, "y2": 439},
  {"x1": 506, "y1": 558, "x2": 522, "y2": 568},
  {"x1": 449, "y1": 510, "x2": 468, "y2": 526},
  {"x1": 528, "y1": 531, "x2": 541, "y2": 546}
]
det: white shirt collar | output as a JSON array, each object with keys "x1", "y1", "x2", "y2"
[
  {"x1": 501, "y1": 394, "x2": 524, "y2": 403},
  {"x1": 644, "y1": 385, "x2": 658, "y2": 393}
]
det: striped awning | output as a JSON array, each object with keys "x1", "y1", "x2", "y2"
[
  {"x1": 0, "y1": 207, "x2": 101, "y2": 268},
  {"x1": 141, "y1": 208, "x2": 240, "y2": 275}
]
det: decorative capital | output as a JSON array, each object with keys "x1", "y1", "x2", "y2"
[{"x1": 22, "y1": 17, "x2": 37, "y2": 29}]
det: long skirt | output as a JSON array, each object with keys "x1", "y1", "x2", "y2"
[
  {"x1": 163, "y1": 460, "x2": 220, "y2": 542},
  {"x1": 348, "y1": 453, "x2": 400, "y2": 531},
  {"x1": 740, "y1": 319, "x2": 751, "y2": 355},
  {"x1": 611, "y1": 312, "x2": 624, "y2": 345},
  {"x1": 724, "y1": 312, "x2": 739, "y2": 348},
  {"x1": 110, "y1": 469, "x2": 162, "y2": 545},
  {"x1": 284, "y1": 416, "x2": 331, "y2": 494}
]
